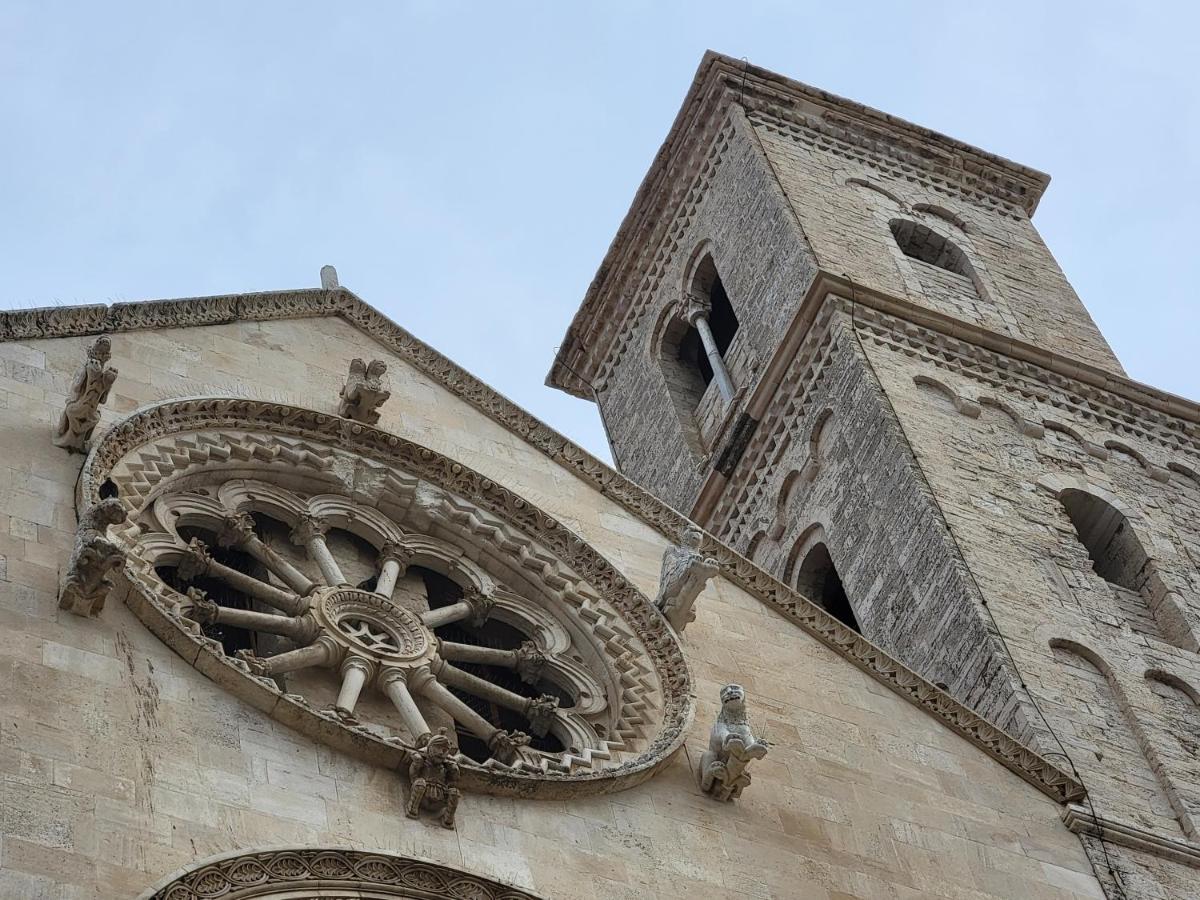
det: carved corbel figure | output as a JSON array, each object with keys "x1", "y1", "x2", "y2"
[
  {"x1": 337, "y1": 358, "x2": 390, "y2": 424},
  {"x1": 699, "y1": 684, "x2": 769, "y2": 802},
  {"x1": 655, "y1": 526, "x2": 719, "y2": 631},
  {"x1": 487, "y1": 728, "x2": 532, "y2": 765},
  {"x1": 405, "y1": 727, "x2": 462, "y2": 829},
  {"x1": 513, "y1": 639, "x2": 548, "y2": 684},
  {"x1": 53, "y1": 336, "x2": 118, "y2": 452},
  {"x1": 58, "y1": 498, "x2": 128, "y2": 616},
  {"x1": 525, "y1": 694, "x2": 560, "y2": 738}
]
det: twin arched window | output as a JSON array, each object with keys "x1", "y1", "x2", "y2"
[{"x1": 656, "y1": 251, "x2": 740, "y2": 450}]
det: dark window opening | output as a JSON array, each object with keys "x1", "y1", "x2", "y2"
[
  {"x1": 159, "y1": 526, "x2": 265, "y2": 657},
  {"x1": 1060, "y1": 490, "x2": 1149, "y2": 593},
  {"x1": 890, "y1": 220, "x2": 971, "y2": 278},
  {"x1": 677, "y1": 326, "x2": 712, "y2": 387},
  {"x1": 99, "y1": 478, "x2": 118, "y2": 499},
  {"x1": 418, "y1": 566, "x2": 464, "y2": 610},
  {"x1": 434, "y1": 613, "x2": 571, "y2": 755},
  {"x1": 706, "y1": 275, "x2": 739, "y2": 356},
  {"x1": 795, "y1": 543, "x2": 859, "y2": 632}
]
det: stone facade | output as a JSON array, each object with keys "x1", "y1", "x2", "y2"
[
  {"x1": 550, "y1": 52, "x2": 1200, "y2": 899},
  {"x1": 1, "y1": 51, "x2": 1185, "y2": 900},
  {"x1": 0, "y1": 294, "x2": 1098, "y2": 899}
]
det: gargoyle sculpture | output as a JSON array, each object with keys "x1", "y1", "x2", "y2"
[
  {"x1": 337, "y1": 358, "x2": 390, "y2": 424},
  {"x1": 53, "y1": 336, "x2": 118, "y2": 452},
  {"x1": 699, "y1": 683, "x2": 769, "y2": 802},
  {"x1": 58, "y1": 498, "x2": 128, "y2": 617},
  {"x1": 655, "y1": 526, "x2": 719, "y2": 631},
  {"x1": 405, "y1": 728, "x2": 462, "y2": 829}
]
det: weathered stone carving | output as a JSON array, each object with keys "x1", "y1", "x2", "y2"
[
  {"x1": 514, "y1": 639, "x2": 548, "y2": 684},
  {"x1": 86, "y1": 401, "x2": 692, "y2": 798},
  {"x1": 53, "y1": 336, "x2": 117, "y2": 452},
  {"x1": 338, "y1": 357, "x2": 390, "y2": 424},
  {"x1": 58, "y1": 498, "x2": 128, "y2": 616},
  {"x1": 699, "y1": 683, "x2": 769, "y2": 802},
  {"x1": 405, "y1": 728, "x2": 461, "y2": 828},
  {"x1": 142, "y1": 846, "x2": 543, "y2": 900},
  {"x1": 525, "y1": 694, "x2": 560, "y2": 737},
  {"x1": 655, "y1": 526, "x2": 719, "y2": 631}
]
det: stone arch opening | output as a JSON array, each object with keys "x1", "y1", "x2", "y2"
[
  {"x1": 794, "y1": 541, "x2": 858, "y2": 632},
  {"x1": 664, "y1": 250, "x2": 739, "y2": 401},
  {"x1": 890, "y1": 219, "x2": 971, "y2": 276},
  {"x1": 1059, "y1": 488, "x2": 1149, "y2": 593}
]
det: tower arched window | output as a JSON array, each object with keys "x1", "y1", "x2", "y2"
[
  {"x1": 1059, "y1": 489, "x2": 1148, "y2": 593},
  {"x1": 890, "y1": 220, "x2": 971, "y2": 277},
  {"x1": 794, "y1": 541, "x2": 859, "y2": 632},
  {"x1": 676, "y1": 253, "x2": 739, "y2": 403}
]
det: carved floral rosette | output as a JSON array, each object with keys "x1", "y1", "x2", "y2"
[{"x1": 82, "y1": 397, "x2": 692, "y2": 798}]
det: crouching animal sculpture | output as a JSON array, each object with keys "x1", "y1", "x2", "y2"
[
  {"x1": 58, "y1": 498, "x2": 128, "y2": 617},
  {"x1": 700, "y1": 683, "x2": 769, "y2": 802}
]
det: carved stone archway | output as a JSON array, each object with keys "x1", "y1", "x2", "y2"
[
  {"x1": 137, "y1": 847, "x2": 543, "y2": 899},
  {"x1": 84, "y1": 398, "x2": 692, "y2": 799}
]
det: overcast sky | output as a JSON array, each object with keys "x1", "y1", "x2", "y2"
[{"x1": 3, "y1": 2, "x2": 1197, "y2": 463}]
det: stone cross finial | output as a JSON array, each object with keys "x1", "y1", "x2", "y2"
[
  {"x1": 699, "y1": 683, "x2": 769, "y2": 802},
  {"x1": 320, "y1": 265, "x2": 339, "y2": 289},
  {"x1": 58, "y1": 498, "x2": 128, "y2": 617},
  {"x1": 338, "y1": 358, "x2": 390, "y2": 424},
  {"x1": 53, "y1": 336, "x2": 118, "y2": 452},
  {"x1": 655, "y1": 526, "x2": 719, "y2": 631}
]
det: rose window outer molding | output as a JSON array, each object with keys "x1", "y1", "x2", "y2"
[{"x1": 82, "y1": 397, "x2": 692, "y2": 798}]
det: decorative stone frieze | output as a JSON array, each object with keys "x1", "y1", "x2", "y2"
[
  {"x1": 699, "y1": 683, "x2": 769, "y2": 802},
  {"x1": 58, "y1": 497, "x2": 128, "y2": 617},
  {"x1": 137, "y1": 846, "x2": 543, "y2": 900},
  {"x1": 338, "y1": 357, "x2": 390, "y2": 423},
  {"x1": 52, "y1": 335, "x2": 117, "y2": 452},
  {"x1": 655, "y1": 525, "x2": 719, "y2": 631}
]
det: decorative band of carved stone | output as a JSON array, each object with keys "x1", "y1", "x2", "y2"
[
  {"x1": 1062, "y1": 804, "x2": 1200, "y2": 869},
  {"x1": 12, "y1": 287, "x2": 1079, "y2": 802},
  {"x1": 82, "y1": 396, "x2": 691, "y2": 798},
  {"x1": 136, "y1": 846, "x2": 543, "y2": 899}
]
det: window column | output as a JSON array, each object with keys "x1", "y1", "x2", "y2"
[{"x1": 684, "y1": 290, "x2": 735, "y2": 402}]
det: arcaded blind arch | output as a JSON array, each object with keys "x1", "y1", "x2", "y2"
[{"x1": 1058, "y1": 488, "x2": 1149, "y2": 593}]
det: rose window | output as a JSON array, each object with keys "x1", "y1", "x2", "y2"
[{"x1": 88, "y1": 399, "x2": 690, "y2": 794}]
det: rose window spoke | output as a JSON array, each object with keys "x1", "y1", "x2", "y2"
[{"x1": 143, "y1": 484, "x2": 614, "y2": 769}]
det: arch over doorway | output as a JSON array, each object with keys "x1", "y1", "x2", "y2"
[{"x1": 138, "y1": 846, "x2": 543, "y2": 900}]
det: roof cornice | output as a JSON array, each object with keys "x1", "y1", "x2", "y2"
[{"x1": 546, "y1": 50, "x2": 1051, "y2": 396}]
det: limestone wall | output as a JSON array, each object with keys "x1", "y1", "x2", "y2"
[
  {"x1": 0, "y1": 314, "x2": 1100, "y2": 898},
  {"x1": 855, "y1": 311, "x2": 1200, "y2": 899},
  {"x1": 749, "y1": 113, "x2": 1122, "y2": 376},
  {"x1": 593, "y1": 113, "x2": 819, "y2": 514}
]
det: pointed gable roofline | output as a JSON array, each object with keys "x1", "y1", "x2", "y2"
[{"x1": 546, "y1": 50, "x2": 1051, "y2": 398}]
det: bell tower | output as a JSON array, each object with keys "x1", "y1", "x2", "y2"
[{"x1": 550, "y1": 52, "x2": 1200, "y2": 898}]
